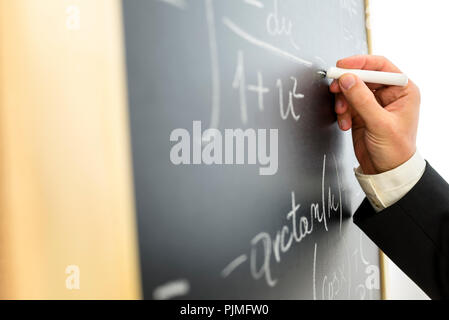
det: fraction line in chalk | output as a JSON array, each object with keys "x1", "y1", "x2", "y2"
[
  {"x1": 221, "y1": 254, "x2": 248, "y2": 278},
  {"x1": 222, "y1": 17, "x2": 313, "y2": 67}
]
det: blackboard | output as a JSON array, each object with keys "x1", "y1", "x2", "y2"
[{"x1": 122, "y1": 0, "x2": 381, "y2": 300}]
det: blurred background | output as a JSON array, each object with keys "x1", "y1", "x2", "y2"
[
  {"x1": 0, "y1": 0, "x2": 140, "y2": 299},
  {"x1": 370, "y1": 0, "x2": 449, "y2": 300},
  {"x1": 0, "y1": 0, "x2": 446, "y2": 299}
]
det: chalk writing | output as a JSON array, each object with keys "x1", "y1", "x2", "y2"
[
  {"x1": 232, "y1": 50, "x2": 249, "y2": 124},
  {"x1": 232, "y1": 51, "x2": 302, "y2": 123},
  {"x1": 244, "y1": 0, "x2": 264, "y2": 9},
  {"x1": 266, "y1": 0, "x2": 292, "y2": 36},
  {"x1": 203, "y1": 0, "x2": 221, "y2": 142},
  {"x1": 157, "y1": 0, "x2": 187, "y2": 10},
  {"x1": 222, "y1": 154, "x2": 343, "y2": 286},
  {"x1": 153, "y1": 279, "x2": 190, "y2": 300},
  {"x1": 223, "y1": 17, "x2": 313, "y2": 67},
  {"x1": 247, "y1": 71, "x2": 270, "y2": 112}
]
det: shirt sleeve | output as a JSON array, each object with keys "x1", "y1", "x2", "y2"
[{"x1": 354, "y1": 151, "x2": 426, "y2": 212}]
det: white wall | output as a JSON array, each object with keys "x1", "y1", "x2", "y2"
[{"x1": 369, "y1": 0, "x2": 449, "y2": 300}]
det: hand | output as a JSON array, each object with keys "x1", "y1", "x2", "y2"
[{"x1": 330, "y1": 55, "x2": 421, "y2": 175}]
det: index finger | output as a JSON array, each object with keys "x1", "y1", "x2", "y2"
[{"x1": 336, "y1": 55, "x2": 402, "y2": 73}]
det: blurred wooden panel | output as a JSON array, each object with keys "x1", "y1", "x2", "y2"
[{"x1": 0, "y1": 0, "x2": 140, "y2": 299}]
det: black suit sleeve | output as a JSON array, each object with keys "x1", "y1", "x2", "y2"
[{"x1": 353, "y1": 162, "x2": 449, "y2": 299}]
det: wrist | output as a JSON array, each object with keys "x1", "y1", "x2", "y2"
[{"x1": 361, "y1": 145, "x2": 417, "y2": 175}]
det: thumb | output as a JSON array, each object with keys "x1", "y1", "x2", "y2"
[{"x1": 339, "y1": 74, "x2": 386, "y2": 126}]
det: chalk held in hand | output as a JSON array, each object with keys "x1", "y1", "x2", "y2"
[{"x1": 318, "y1": 67, "x2": 408, "y2": 87}]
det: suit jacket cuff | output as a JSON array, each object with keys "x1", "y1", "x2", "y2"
[{"x1": 354, "y1": 151, "x2": 426, "y2": 212}]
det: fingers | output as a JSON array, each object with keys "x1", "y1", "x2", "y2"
[
  {"x1": 374, "y1": 86, "x2": 408, "y2": 107},
  {"x1": 374, "y1": 79, "x2": 421, "y2": 108},
  {"x1": 335, "y1": 94, "x2": 351, "y2": 131},
  {"x1": 334, "y1": 93, "x2": 347, "y2": 114},
  {"x1": 330, "y1": 80, "x2": 341, "y2": 93},
  {"x1": 337, "y1": 55, "x2": 402, "y2": 73},
  {"x1": 337, "y1": 113, "x2": 352, "y2": 131},
  {"x1": 337, "y1": 110, "x2": 352, "y2": 131},
  {"x1": 330, "y1": 55, "x2": 403, "y2": 92},
  {"x1": 331, "y1": 56, "x2": 401, "y2": 130},
  {"x1": 338, "y1": 73, "x2": 387, "y2": 128},
  {"x1": 330, "y1": 77, "x2": 383, "y2": 94}
]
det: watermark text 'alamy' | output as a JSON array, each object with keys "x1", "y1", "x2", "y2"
[{"x1": 170, "y1": 121, "x2": 278, "y2": 176}]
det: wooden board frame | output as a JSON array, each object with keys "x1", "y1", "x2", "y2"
[{"x1": 364, "y1": 0, "x2": 388, "y2": 301}]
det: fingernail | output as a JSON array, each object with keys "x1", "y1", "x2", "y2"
[
  {"x1": 339, "y1": 119, "x2": 347, "y2": 130},
  {"x1": 340, "y1": 75, "x2": 356, "y2": 90},
  {"x1": 336, "y1": 99, "x2": 343, "y2": 111}
]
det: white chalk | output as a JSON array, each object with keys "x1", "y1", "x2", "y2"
[{"x1": 322, "y1": 67, "x2": 408, "y2": 87}]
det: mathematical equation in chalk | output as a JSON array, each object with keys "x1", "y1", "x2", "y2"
[
  {"x1": 152, "y1": 153, "x2": 379, "y2": 300},
  {"x1": 154, "y1": 0, "x2": 364, "y2": 130},
  {"x1": 145, "y1": 0, "x2": 375, "y2": 300},
  {"x1": 232, "y1": 50, "x2": 304, "y2": 124}
]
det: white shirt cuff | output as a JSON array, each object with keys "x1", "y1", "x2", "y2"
[{"x1": 354, "y1": 151, "x2": 426, "y2": 212}]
